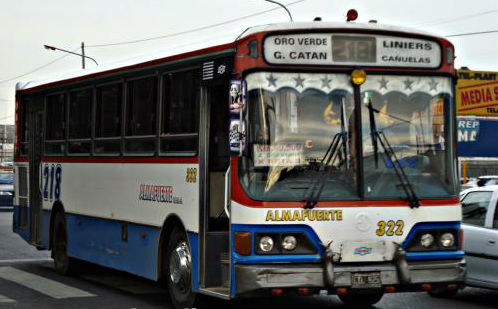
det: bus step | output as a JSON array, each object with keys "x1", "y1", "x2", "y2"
[{"x1": 220, "y1": 252, "x2": 230, "y2": 288}]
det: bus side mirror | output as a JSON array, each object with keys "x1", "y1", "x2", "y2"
[{"x1": 229, "y1": 81, "x2": 247, "y2": 157}]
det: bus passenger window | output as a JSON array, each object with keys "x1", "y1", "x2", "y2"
[
  {"x1": 45, "y1": 93, "x2": 67, "y2": 155},
  {"x1": 68, "y1": 88, "x2": 92, "y2": 154},
  {"x1": 125, "y1": 76, "x2": 158, "y2": 153},
  {"x1": 95, "y1": 83, "x2": 122, "y2": 154},
  {"x1": 19, "y1": 99, "x2": 29, "y2": 156},
  {"x1": 161, "y1": 69, "x2": 200, "y2": 154}
]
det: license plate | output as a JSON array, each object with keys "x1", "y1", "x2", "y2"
[{"x1": 351, "y1": 272, "x2": 382, "y2": 288}]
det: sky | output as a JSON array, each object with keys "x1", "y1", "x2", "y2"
[{"x1": 0, "y1": 0, "x2": 497, "y2": 125}]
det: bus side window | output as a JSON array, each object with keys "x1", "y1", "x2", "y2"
[
  {"x1": 45, "y1": 93, "x2": 67, "y2": 155},
  {"x1": 125, "y1": 76, "x2": 158, "y2": 154},
  {"x1": 95, "y1": 83, "x2": 123, "y2": 154},
  {"x1": 68, "y1": 88, "x2": 93, "y2": 154},
  {"x1": 19, "y1": 99, "x2": 29, "y2": 156},
  {"x1": 160, "y1": 68, "x2": 200, "y2": 154}
]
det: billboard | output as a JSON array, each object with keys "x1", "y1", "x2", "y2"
[
  {"x1": 456, "y1": 70, "x2": 498, "y2": 117},
  {"x1": 457, "y1": 118, "x2": 498, "y2": 158}
]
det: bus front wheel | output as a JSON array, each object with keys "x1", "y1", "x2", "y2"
[
  {"x1": 338, "y1": 292, "x2": 384, "y2": 306},
  {"x1": 166, "y1": 227, "x2": 196, "y2": 309}
]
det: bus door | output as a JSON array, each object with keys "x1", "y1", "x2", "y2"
[
  {"x1": 199, "y1": 58, "x2": 232, "y2": 292},
  {"x1": 28, "y1": 97, "x2": 44, "y2": 246}
]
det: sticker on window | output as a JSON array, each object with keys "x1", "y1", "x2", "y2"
[{"x1": 253, "y1": 144, "x2": 305, "y2": 167}]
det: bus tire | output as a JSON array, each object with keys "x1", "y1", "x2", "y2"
[
  {"x1": 165, "y1": 227, "x2": 196, "y2": 309},
  {"x1": 52, "y1": 211, "x2": 77, "y2": 275},
  {"x1": 338, "y1": 292, "x2": 384, "y2": 306}
]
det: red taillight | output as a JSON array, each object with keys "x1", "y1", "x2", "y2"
[
  {"x1": 385, "y1": 286, "x2": 396, "y2": 293},
  {"x1": 272, "y1": 288, "x2": 284, "y2": 296},
  {"x1": 336, "y1": 288, "x2": 348, "y2": 295},
  {"x1": 297, "y1": 288, "x2": 311, "y2": 296},
  {"x1": 346, "y1": 9, "x2": 358, "y2": 22},
  {"x1": 421, "y1": 284, "x2": 431, "y2": 291}
]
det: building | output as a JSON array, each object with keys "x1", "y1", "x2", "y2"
[{"x1": 0, "y1": 124, "x2": 14, "y2": 163}]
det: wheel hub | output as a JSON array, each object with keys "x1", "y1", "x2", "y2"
[{"x1": 169, "y1": 241, "x2": 191, "y2": 292}]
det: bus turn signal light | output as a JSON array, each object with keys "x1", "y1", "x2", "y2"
[{"x1": 234, "y1": 232, "x2": 252, "y2": 256}]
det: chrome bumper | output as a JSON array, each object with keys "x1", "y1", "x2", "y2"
[{"x1": 235, "y1": 259, "x2": 466, "y2": 295}]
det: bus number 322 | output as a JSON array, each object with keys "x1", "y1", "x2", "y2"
[
  {"x1": 376, "y1": 220, "x2": 404, "y2": 236},
  {"x1": 42, "y1": 164, "x2": 62, "y2": 201}
]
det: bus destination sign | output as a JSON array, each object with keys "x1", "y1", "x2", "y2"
[{"x1": 264, "y1": 33, "x2": 441, "y2": 68}]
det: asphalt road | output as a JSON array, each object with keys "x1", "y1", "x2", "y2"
[{"x1": 0, "y1": 211, "x2": 496, "y2": 309}]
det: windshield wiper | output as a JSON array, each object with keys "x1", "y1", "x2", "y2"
[
  {"x1": 364, "y1": 94, "x2": 420, "y2": 208},
  {"x1": 303, "y1": 98, "x2": 349, "y2": 209}
]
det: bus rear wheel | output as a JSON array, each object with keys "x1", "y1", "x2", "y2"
[
  {"x1": 52, "y1": 211, "x2": 77, "y2": 275},
  {"x1": 166, "y1": 227, "x2": 196, "y2": 309},
  {"x1": 338, "y1": 292, "x2": 384, "y2": 306}
]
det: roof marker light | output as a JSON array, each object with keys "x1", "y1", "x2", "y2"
[
  {"x1": 351, "y1": 69, "x2": 366, "y2": 85},
  {"x1": 346, "y1": 9, "x2": 358, "y2": 22}
]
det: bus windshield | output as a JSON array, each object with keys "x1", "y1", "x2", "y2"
[
  {"x1": 239, "y1": 72, "x2": 457, "y2": 201},
  {"x1": 360, "y1": 75, "x2": 457, "y2": 199}
]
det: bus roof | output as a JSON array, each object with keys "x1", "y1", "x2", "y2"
[
  {"x1": 16, "y1": 22, "x2": 444, "y2": 93},
  {"x1": 239, "y1": 21, "x2": 440, "y2": 40}
]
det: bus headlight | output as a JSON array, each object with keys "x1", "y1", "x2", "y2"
[
  {"x1": 255, "y1": 232, "x2": 317, "y2": 255},
  {"x1": 420, "y1": 233, "x2": 434, "y2": 248},
  {"x1": 440, "y1": 232, "x2": 455, "y2": 248},
  {"x1": 259, "y1": 236, "x2": 274, "y2": 252},
  {"x1": 282, "y1": 235, "x2": 297, "y2": 251}
]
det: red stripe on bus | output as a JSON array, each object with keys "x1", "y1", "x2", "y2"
[
  {"x1": 230, "y1": 157, "x2": 459, "y2": 208},
  {"x1": 14, "y1": 157, "x2": 29, "y2": 162},
  {"x1": 40, "y1": 157, "x2": 199, "y2": 164}
]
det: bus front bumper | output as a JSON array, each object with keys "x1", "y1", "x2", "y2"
[{"x1": 235, "y1": 259, "x2": 466, "y2": 296}]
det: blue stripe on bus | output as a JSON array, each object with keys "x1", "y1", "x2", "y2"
[
  {"x1": 187, "y1": 232, "x2": 199, "y2": 292},
  {"x1": 65, "y1": 213, "x2": 161, "y2": 280},
  {"x1": 41, "y1": 209, "x2": 51, "y2": 249},
  {"x1": 402, "y1": 221, "x2": 463, "y2": 260},
  {"x1": 406, "y1": 250, "x2": 464, "y2": 260},
  {"x1": 19, "y1": 207, "x2": 201, "y2": 289},
  {"x1": 12, "y1": 205, "x2": 30, "y2": 243}
]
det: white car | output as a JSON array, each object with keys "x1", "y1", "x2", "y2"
[{"x1": 460, "y1": 185, "x2": 498, "y2": 290}]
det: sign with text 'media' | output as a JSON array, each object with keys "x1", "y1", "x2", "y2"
[
  {"x1": 264, "y1": 33, "x2": 441, "y2": 68},
  {"x1": 456, "y1": 70, "x2": 498, "y2": 117}
]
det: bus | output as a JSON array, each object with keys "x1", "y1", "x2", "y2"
[{"x1": 13, "y1": 18, "x2": 465, "y2": 308}]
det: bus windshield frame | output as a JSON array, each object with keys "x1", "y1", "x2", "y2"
[{"x1": 238, "y1": 71, "x2": 458, "y2": 202}]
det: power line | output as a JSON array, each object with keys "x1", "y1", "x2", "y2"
[
  {"x1": 0, "y1": 47, "x2": 79, "y2": 85},
  {"x1": 411, "y1": 9, "x2": 497, "y2": 28},
  {"x1": 446, "y1": 29, "x2": 498, "y2": 37},
  {"x1": 86, "y1": 0, "x2": 306, "y2": 48}
]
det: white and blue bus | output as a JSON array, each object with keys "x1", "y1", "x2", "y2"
[{"x1": 13, "y1": 20, "x2": 464, "y2": 308}]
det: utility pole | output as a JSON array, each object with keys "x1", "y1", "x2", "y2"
[
  {"x1": 81, "y1": 42, "x2": 86, "y2": 69},
  {"x1": 44, "y1": 43, "x2": 98, "y2": 69}
]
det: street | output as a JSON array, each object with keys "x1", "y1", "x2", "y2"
[{"x1": 0, "y1": 211, "x2": 496, "y2": 309}]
